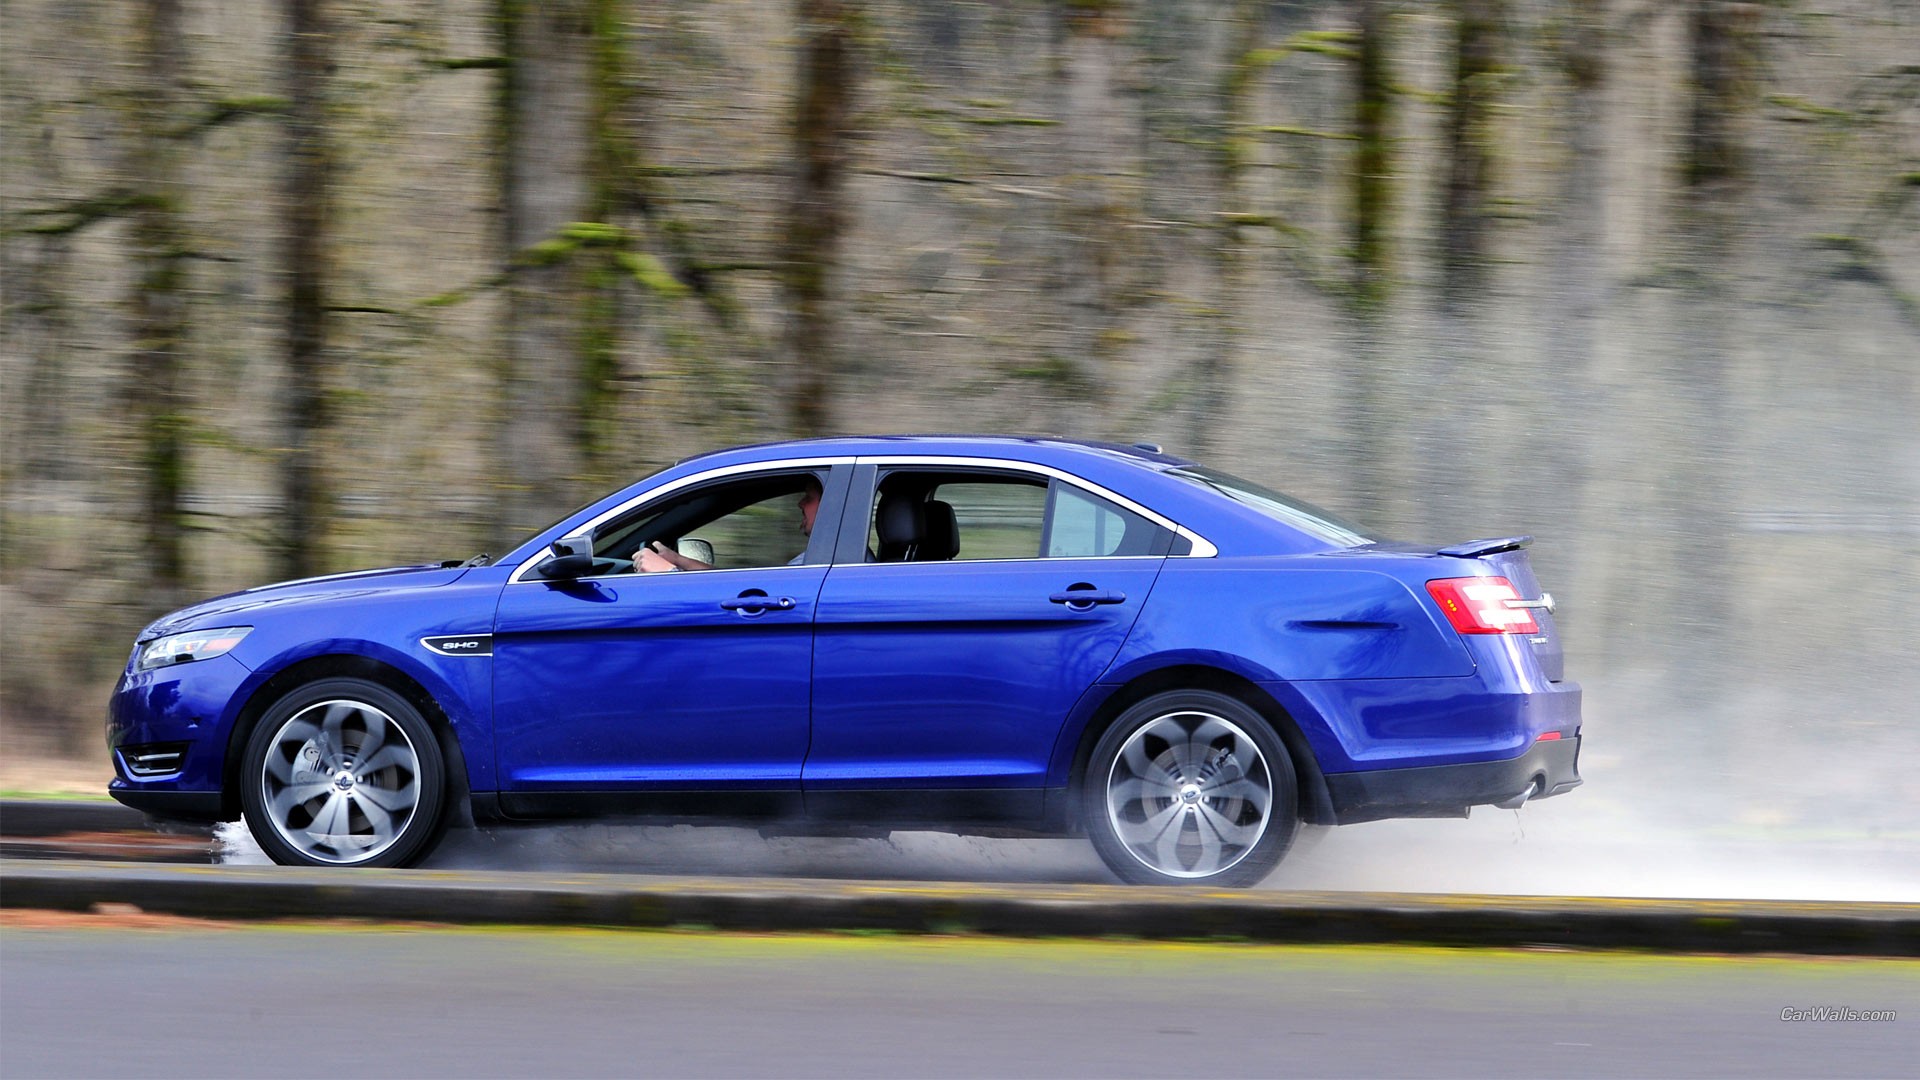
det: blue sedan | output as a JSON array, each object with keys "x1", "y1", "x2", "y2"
[{"x1": 108, "y1": 435, "x2": 1581, "y2": 885}]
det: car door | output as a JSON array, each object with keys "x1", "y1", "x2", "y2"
[
  {"x1": 490, "y1": 464, "x2": 848, "y2": 817},
  {"x1": 805, "y1": 460, "x2": 1173, "y2": 821}
]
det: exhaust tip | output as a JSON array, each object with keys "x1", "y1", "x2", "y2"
[{"x1": 1493, "y1": 777, "x2": 1544, "y2": 810}]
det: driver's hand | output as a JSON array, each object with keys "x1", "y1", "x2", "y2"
[{"x1": 636, "y1": 546, "x2": 678, "y2": 573}]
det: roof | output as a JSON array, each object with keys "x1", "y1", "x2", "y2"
[{"x1": 678, "y1": 434, "x2": 1196, "y2": 470}]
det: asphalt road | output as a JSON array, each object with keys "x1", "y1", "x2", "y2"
[{"x1": 2, "y1": 922, "x2": 1913, "y2": 1078}]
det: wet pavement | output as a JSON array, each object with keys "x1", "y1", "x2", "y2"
[{"x1": 6, "y1": 796, "x2": 1917, "y2": 901}]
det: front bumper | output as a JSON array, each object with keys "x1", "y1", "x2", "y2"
[
  {"x1": 105, "y1": 652, "x2": 254, "y2": 823},
  {"x1": 1324, "y1": 735, "x2": 1582, "y2": 824},
  {"x1": 107, "y1": 785, "x2": 227, "y2": 822}
]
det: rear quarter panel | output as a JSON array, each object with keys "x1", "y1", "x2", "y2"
[
  {"x1": 1106, "y1": 558, "x2": 1474, "y2": 684},
  {"x1": 1086, "y1": 556, "x2": 1482, "y2": 779}
]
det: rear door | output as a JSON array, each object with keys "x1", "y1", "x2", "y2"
[{"x1": 804, "y1": 461, "x2": 1173, "y2": 820}]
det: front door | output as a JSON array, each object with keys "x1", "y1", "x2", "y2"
[{"x1": 491, "y1": 466, "x2": 840, "y2": 816}]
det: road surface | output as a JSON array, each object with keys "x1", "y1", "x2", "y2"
[{"x1": 2, "y1": 918, "x2": 1912, "y2": 1077}]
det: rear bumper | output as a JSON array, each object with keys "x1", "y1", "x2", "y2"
[{"x1": 1325, "y1": 736, "x2": 1582, "y2": 825}]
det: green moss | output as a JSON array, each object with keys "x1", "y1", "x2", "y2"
[
  {"x1": 1766, "y1": 94, "x2": 1855, "y2": 122},
  {"x1": 561, "y1": 221, "x2": 626, "y2": 247},
  {"x1": 616, "y1": 251, "x2": 689, "y2": 297},
  {"x1": 209, "y1": 94, "x2": 289, "y2": 114}
]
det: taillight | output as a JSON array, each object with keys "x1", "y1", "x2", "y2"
[{"x1": 1426, "y1": 577, "x2": 1540, "y2": 635}]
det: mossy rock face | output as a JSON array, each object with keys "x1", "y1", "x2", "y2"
[{"x1": 4, "y1": 0, "x2": 1920, "y2": 808}]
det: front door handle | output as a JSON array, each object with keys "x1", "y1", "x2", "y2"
[
  {"x1": 720, "y1": 595, "x2": 797, "y2": 613},
  {"x1": 1049, "y1": 588, "x2": 1127, "y2": 608}
]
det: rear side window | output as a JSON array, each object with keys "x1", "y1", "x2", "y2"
[
  {"x1": 865, "y1": 467, "x2": 1173, "y2": 563},
  {"x1": 1044, "y1": 483, "x2": 1170, "y2": 557},
  {"x1": 866, "y1": 471, "x2": 1048, "y2": 562},
  {"x1": 932, "y1": 480, "x2": 1048, "y2": 561}
]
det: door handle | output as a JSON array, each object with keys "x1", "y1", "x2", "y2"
[
  {"x1": 720, "y1": 596, "x2": 797, "y2": 613},
  {"x1": 1049, "y1": 589, "x2": 1127, "y2": 608}
]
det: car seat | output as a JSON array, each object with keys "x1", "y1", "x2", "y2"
[
  {"x1": 874, "y1": 493, "x2": 925, "y2": 562},
  {"x1": 920, "y1": 499, "x2": 959, "y2": 561}
]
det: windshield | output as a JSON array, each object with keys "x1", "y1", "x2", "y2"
[
  {"x1": 496, "y1": 465, "x2": 674, "y2": 563},
  {"x1": 1167, "y1": 466, "x2": 1375, "y2": 548}
]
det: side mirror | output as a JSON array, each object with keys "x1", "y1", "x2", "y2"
[
  {"x1": 677, "y1": 537, "x2": 715, "y2": 566},
  {"x1": 538, "y1": 536, "x2": 596, "y2": 580}
]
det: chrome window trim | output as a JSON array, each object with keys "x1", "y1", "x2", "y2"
[
  {"x1": 856, "y1": 455, "x2": 1218, "y2": 558},
  {"x1": 829, "y1": 555, "x2": 1167, "y2": 568},
  {"x1": 508, "y1": 457, "x2": 856, "y2": 584},
  {"x1": 511, "y1": 563, "x2": 825, "y2": 587}
]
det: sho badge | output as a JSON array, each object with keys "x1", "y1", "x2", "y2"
[{"x1": 421, "y1": 635, "x2": 492, "y2": 657}]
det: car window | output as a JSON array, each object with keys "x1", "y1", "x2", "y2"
[
  {"x1": 938, "y1": 481, "x2": 1048, "y2": 560},
  {"x1": 862, "y1": 469, "x2": 1174, "y2": 563},
  {"x1": 865, "y1": 471, "x2": 1048, "y2": 562},
  {"x1": 592, "y1": 470, "x2": 824, "y2": 572},
  {"x1": 1044, "y1": 483, "x2": 1169, "y2": 557},
  {"x1": 1166, "y1": 466, "x2": 1374, "y2": 547}
]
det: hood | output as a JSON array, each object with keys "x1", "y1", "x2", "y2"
[{"x1": 138, "y1": 564, "x2": 470, "y2": 639}]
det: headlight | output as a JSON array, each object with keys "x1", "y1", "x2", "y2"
[{"x1": 135, "y1": 627, "x2": 252, "y2": 672}]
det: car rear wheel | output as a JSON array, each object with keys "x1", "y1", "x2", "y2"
[
  {"x1": 240, "y1": 678, "x2": 448, "y2": 868},
  {"x1": 1083, "y1": 690, "x2": 1298, "y2": 887}
]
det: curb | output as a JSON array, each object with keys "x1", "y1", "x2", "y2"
[
  {"x1": 4, "y1": 859, "x2": 1916, "y2": 956},
  {"x1": 0, "y1": 800, "x2": 146, "y2": 838}
]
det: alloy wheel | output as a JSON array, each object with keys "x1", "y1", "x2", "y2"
[
  {"x1": 257, "y1": 698, "x2": 421, "y2": 865},
  {"x1": 1103, "y1": 710, "x2": 1273, "y2": 879}
]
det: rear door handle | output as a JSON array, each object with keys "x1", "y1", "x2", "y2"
[
  {"x1": 1049, "y1": 589, "x2": 1127, "y2": 607},
  {"x1": 720, "y1": 596, "x2": 797, "y2": 613}
]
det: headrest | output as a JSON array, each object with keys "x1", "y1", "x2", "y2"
[
  {"x1": 921, "y1": 499, "x2": 959, "y2": 561},
  {"x1": 875, "y1": 494, "x2": 925, "y2": 551}
]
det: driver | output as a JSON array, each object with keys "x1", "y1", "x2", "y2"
[{"x1": 637, "y1": 474, "x2": 823, "y2": 572}]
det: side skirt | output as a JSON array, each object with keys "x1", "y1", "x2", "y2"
[{"x1": 479, "y1": 787, "x2": 1069, "y2": 836}]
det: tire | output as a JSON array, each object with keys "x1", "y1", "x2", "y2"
[
  {"x1": 240, "y1": 677, "x2": 448, "y2": 868},
  {"x1": 1082, "y1": 690, "x2": 1299, "y2": 887}
]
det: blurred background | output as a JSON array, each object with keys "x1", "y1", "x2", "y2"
[{"x1": 2, "y1": 0, "x2": 1915, "y2": 848}]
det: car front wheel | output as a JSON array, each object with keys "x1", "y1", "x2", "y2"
[
  {"x1": 1083, "y1": 690, "x2": 1298, "y2": 887},
  {"x1": 240, "y1": 677, "x2": 448, "y2": 868}
]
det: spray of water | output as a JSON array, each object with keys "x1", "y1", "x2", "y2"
[{"x1": 212, "y1": 799, "x2": 1917, "y2": 900}]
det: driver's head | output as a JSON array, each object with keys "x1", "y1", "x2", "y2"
[{"x1": 798, "y1": 476, "x2": 824, "y2": 536}]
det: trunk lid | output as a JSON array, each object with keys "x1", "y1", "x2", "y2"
[
  {"x1": 1350, "y1": 536, "x2": 1565, "y2": 681},
  {"x1": 1473, "y1": 543, "x2": 1564, "y2": 682}
]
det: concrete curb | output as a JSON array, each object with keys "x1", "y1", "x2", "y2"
[
  {"x1": 4, "y1": 859, "x2": 1916, "y2": 956},
  {"x1": 0, "y1": 800, "x2": 145, "y2": 837}
]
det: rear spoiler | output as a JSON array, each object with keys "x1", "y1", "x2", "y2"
[{"x1": 1437, "y1": 535, "x2": 1533, "y2": 558}]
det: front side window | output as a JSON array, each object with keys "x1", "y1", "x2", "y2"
[{"x1": 587, "y1": 469, "x2": 826, "y2": 573}]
